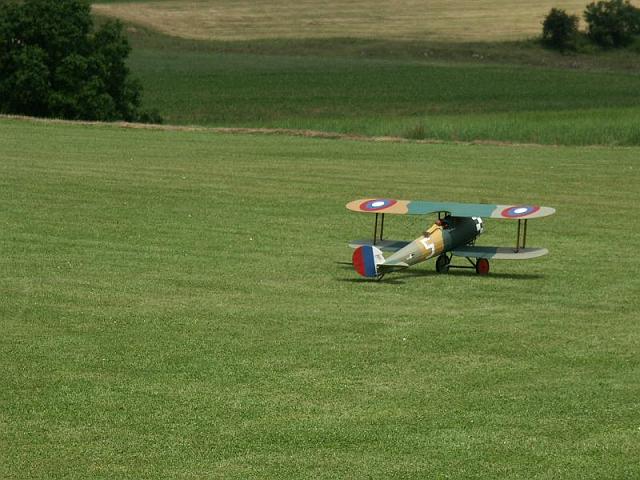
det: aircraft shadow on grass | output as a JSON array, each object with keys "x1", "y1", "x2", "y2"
[{"x1": 335, "y1": 261, "x2": 544, "y2": 283}]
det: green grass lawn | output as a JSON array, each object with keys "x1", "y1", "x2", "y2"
[
  {"x1": 1, "y1": 117, "x2": 639, "y2": 478},
  {"x1": 124, "y1": 30, "x2": 640, "y2": 146}
]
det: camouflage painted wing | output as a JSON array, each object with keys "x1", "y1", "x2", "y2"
[
  {"x1": 346, "y1": 198, "x2": 555, "y2": 220},
  {"x1": 451, "y1": 246, "x2": 549, "y2": 259}
]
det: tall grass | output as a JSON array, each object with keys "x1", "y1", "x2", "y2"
[
  {"x1": 130, "y1": 48, "x2": 640, "y2": 145},
  {"x1": 94, "y1": 0, "x2": 591, "y2": 42},
  {"x1": 264, "y1": 107, "x2": 640, "y2": 145}
]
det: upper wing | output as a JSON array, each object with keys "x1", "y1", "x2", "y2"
[{"x1": 346, "y1": 198, "x2": 555, "y2": 220}]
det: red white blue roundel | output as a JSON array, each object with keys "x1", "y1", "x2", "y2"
[
  {"x1": 501, "y1": 205, "x2": 540, "y2": 218},
  {"x1": 359, "y1": 198, "x2": 397, "y2": 211}
]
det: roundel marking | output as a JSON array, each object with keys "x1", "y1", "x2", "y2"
[
  {"x1": 501, "y1": 205, "x2": 540, "y2": 218},
  {"x1": 352, "y1": 246, "x2": 378, "y2": 277},
  {"x1": 359, "y1": 198, "x2": 397, "y2": 212}
]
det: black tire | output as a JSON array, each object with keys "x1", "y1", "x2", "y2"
[{"x1": 436, "y1": 254, "x2": 450, "y2": 274}]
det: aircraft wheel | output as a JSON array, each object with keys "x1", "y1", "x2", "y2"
[
  {"x1": 436, "y1": 254, "x2": 450, "y2": 274},
  {"x1": 475, "y1": 258, "x2": 490, "y2": 275}
]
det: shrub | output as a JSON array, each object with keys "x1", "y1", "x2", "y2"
[
  {"x1": 0, "y1": 0, "x2": 160, "y2": 122},
  {"x1": 542, "y1": 8, "x2": 580, "y2": 51},
  {"x1": 584, "y1": 0, "x2": 640, "y2": 48},
  {"x1": 404, "y1": 124, "x2": 428, "y2": 140}
]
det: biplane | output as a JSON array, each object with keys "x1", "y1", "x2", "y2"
[{"x1": 346, "y1": 198, "x2": 555, "y2": 280}]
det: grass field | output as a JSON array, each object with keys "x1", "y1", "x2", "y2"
[
  {"x1": 93, "y1": 0, "x2": 591, "y2": 42},
  {"x1": 3, "y1": 1, "x2": 640, "y2": 476},
  {"x1": 2, "y1": 117, "x2": 640, "y2": 478},
  {"x1": 128, "y1": 46, "x2": 640, "y2": 145},
  {"x1": 91, "y1": 0, "x2": 640, "y2": 146}
]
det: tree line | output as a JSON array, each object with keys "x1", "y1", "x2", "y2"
[
  {"x1": 543, "y1": 0, "x2": 640, "y2": 51},
  {"x1": 0, "y1": 0, "x2": 161, "y2": 123}
]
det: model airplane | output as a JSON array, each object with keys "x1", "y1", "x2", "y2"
[{"x1": 346, "y1": 198, "x2": 555, "y2": 280}]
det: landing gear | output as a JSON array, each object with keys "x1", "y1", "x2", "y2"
[
  {"x1": 475, "y1": 258, "x2": 490, "y2": 275},
  {"x1": 436, "y1": 255, "x2": 490, "y2": 275},
  {"x1": 435, "y1": 254, "x2": 450, "y2": 274}
]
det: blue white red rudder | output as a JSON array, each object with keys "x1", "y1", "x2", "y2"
[{"x1": 352, "y1": 245, "x2": 385, "y2": 278}]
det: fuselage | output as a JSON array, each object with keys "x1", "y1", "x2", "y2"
[{"x1": 385, "y1": 216, "x2": 484, "y2": 267}]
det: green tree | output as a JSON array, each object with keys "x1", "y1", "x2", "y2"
[
  {"x1": 584, "y1": 0, "x2": 640, "y2": 47},
  {"x1": 0, "y1": 0, "x2": 160, "y2": 122},
  {"x1": 542, "y1": 8, "x2": 580, "y2": 51}
]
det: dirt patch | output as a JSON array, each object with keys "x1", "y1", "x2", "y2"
[{"x1": 2, "y1": 114, "x2": 567, "y2": 148}]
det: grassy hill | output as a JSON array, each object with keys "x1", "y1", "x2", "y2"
[
  {"x1": 130, "y1": 45, "x2": 640, "y2": 145},
  {"x1": 2, "y1": 117, "x2": 639, "y2": 478},
  {"x1": 93, "y1": 0, "x2": 592, "y2": 42},
  {"x1": 86, "y1": 0, "x2": 640, "y2": 146}
]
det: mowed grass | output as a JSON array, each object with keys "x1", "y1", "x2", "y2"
[
  {"x1": 130, "y1": 47, "x2": 640, "y2": 145},
  {"x1": 93, "y1": 0, "x2": 593, "y2": 42},
  {"x1": 1, "y1": 117, "x2": 640, "y2": 478}
]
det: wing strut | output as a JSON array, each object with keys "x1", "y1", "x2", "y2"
[
  {"x1": 515, "y1": 219, "x2": 528, "y2": 252},
  {"x1": 372, "y1": 213, "x2": 386, "y2": 245}
]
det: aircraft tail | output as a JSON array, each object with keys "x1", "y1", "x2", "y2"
[{"x1": 352, "y1": 245, "x2": 385, "y2": 278}]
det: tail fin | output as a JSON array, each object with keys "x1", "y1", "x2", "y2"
[{"x1": 352, "y1": 245, "x2": 385, "y2": 278}]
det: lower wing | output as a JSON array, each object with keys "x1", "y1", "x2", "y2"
[{"x1": 451, "y1": 246, "x2": 548, "y2": 260}]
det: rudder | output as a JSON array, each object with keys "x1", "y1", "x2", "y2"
[{"x1": 352, "y1": 245, "x2": 384, "y2": 278}]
